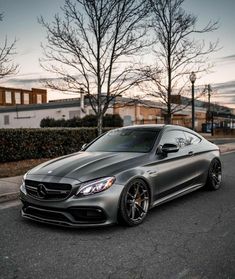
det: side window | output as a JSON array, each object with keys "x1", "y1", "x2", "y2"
[
  {"x1": 160, "y1": 130, "x2": 186, "y2": 148},
  {"x1": 184, "y1": 132, "x2": 201, "y2": 146},
  {"x1": 5, "y1": 91, "x2": 12, "y2": 104},
  {"x1": 23, "y1": 93, "x2": 29, "y2": 104},
  {"x1": 4, "y1": 115, "x2": 10, "y2": 125}
]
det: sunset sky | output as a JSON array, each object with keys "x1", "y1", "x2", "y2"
[{"x1": 0, "y1": 0, "x2": 235, "y2": 108}]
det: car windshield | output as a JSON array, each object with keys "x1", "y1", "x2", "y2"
[{"x1": 85, "y1": 129, "x2": 159, "y2": 153}]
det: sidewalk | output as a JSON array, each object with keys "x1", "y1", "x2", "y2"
[
  {"x1": 1, "y1": 143, "x2": 235, "y2": 204},
  {"x1": 0, "y1": 176, "x2": 22, "y2": 203},
  {"x1": 218, "y1": 143, "x2": 235, "y2": 154}
]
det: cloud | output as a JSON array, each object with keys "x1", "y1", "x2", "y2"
[
  {"x1": 3, "y1": 78, "x2": 41, "y2": 84},
  {"x1": 19, "y1": 48, "x2": 35, "y2": 56},
  {"x1": 214, "y1": 80, "x2": 235, "y2": 91},
  {"x1": 217, "y1": 54, "x2": 235, "y2": 63},
  {"x1": 0, "y1": 74, "x2": 45, "y2": 90},
  {"x1": 0, "y1": 72, "x2": 52, "y2": 87},
  {"x1": 209, "y1": 80, "x2": 235, "y2": 108},
  {"x1": 221, "y1": 54, "x2": 235, "y2": 61}
]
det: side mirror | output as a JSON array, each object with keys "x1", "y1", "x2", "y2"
[
  {"x1": 161, "y1": 143, "x2": 179, "y2": 153},
  {"x1": 80, "y1": 143, "x2": 87, "y2": 151}
]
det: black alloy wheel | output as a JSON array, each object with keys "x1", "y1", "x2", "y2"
[
  {"x1": 207, "y1": 158, "x2": 222, "y2": 190},
  {"x1": 119, "y1": 179, "x2": 150, "y2": 226}
]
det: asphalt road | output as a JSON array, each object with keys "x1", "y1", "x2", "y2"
[{"x1": 0, "y1": 153, "x2": 235, "y2": 279}]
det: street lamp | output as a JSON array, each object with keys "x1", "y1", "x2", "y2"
[{"x1": 189, "y1": 71, "x2": 196, "y2": 130}]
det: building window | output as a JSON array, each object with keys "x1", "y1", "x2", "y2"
[
  {"x1": 5, "y1": 91, "x2": 12, "y2": 104},
  {"x1": 4, "y1": 115, "x2": 10, "y2": 125},
  {"x1": 24, "y1": 93, "x2": 29, "y2": 104},
  {"x1": 37, "y1": 94, "x2": 42, "y2": 104},
  {"x1": 69, "y1": 110, "x2": 81, "y2": 119},
  {"x1": 15, "y1": 92, "x2": 21, "y2": 104}
]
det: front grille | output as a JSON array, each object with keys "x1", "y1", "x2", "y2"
[{"x1": 25, "y1": 180, "x2": 72, "y2": 200}]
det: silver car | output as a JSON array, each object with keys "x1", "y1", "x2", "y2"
[{"x1": 20, "y1": 124, "x2": 222, "y2": 227}]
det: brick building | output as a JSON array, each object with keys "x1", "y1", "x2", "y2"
[
  {"x1": 0, "y1": 86, "x2": 47, "y2": 106},
  {"x1": 113, "y1": 99, "x2": 164, "y2": 126}
]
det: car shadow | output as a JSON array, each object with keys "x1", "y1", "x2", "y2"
[{"x1": 19, "y1": 185, "x2": 222, "y2": 235}]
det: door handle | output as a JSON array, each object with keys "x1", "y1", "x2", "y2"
[{"x1": 188, "y1": 151, "x2": 194, "y2": 156}]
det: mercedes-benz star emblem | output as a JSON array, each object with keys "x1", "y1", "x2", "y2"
[{"x1": 37, "y1": 184, "x2": 48, "y2": 198}]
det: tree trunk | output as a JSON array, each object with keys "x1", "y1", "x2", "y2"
[
  {"x1": 97, "y1": 114, "x2": 103, "y2": 136},
  {"x1": 165, "y1": 110, "x2": 172, "y2": 124},
  {"x1": 166, "y1": 84, "x2": 172, "y2": 124},
  {"x1": 166, "y1": 87, "x2": 172, "y2": 124},
  {"x1": 166, "y1": 34, "x2": 172, "y2": 125}
]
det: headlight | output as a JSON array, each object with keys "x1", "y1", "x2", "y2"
[
  {"x1": 22, "y1": 172, "x2": 28, "y2": 185},
  {"x1": 20, "y1": 172, "x2": 28, "y2": 194},
  {"x1": 76, "y1": 177, "x2": 115, "y2": 197}
]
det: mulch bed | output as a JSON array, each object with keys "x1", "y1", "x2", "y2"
[{"x1": 0, "y1": 158, "x2": 50, "y2": 178}]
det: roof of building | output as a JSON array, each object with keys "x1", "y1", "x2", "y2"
[
  {"x1": 0, "y1": 86, "x2": 47, "y2": 93},
  {"x1": 0, "y1": 99, "x2": 83, "y2": 113}
]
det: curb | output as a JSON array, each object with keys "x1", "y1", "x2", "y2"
[
  {"x1": 0, "y1": 192, "x2": 20, "y2": 204},
  {"x1": 219, "y1": 147, "x2": 235, "y2": 154},
  {"x1": 221, "y1": 148, "x2": 235, "y2": 154}
]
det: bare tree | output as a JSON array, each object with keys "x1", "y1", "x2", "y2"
[
  {"x1": 0, "y1": 13, "x2": 18, "y2": 79},
  {"x1": 143, "y1": 0, "x2": 219, "y2": 123},
  {"x1": 39, "y1": 0, "x2": 150, "y2": 134}
]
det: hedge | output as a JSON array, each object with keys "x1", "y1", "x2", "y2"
[
  {"x1": 40, "y1": 114, "x2": 123, "y2": 128},
  {"x1": 0, "y1": 128, "x2": 111, "y2": 162}
]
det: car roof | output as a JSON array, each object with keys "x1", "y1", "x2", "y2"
[
  {"x1": 116, "y1": 124, "x2": 203, "y2": 138},
  {"x1": 119, "y1": 124, "x2": 165, "y2": 131}
]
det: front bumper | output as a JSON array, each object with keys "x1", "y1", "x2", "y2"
[{"x1": 20, "y1": 182, "x2": 124, "y2": 228}]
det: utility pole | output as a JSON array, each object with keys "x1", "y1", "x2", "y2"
[
  {"x1": 189, "y1": 72, "x2": 197, "y2": 130},
  {"x1": 205, "y1": 84, "x2": 213, "y2": 135},
  {"x1": 207, "y1": 84, "x2": 212, "y2": 116}
]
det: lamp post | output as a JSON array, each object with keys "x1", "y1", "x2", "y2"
[{"x1": 189, "y1": 72, "x2": 196, "y2": 130}]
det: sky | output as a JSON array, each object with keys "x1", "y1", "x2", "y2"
[{"x1": 0, "y1": 0, "x2": 235, "y2": 108}]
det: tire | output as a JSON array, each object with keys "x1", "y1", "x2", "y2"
[
  {"x1": 206, "y1": 158, "x2": 222, "y2": 190},
  {"x1": 118, "y1": 179, "x2": 150, "y2": 226}
]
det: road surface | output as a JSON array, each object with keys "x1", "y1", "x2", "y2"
[{"x1": 0, "y1": 152, "x2": 235, "y2": 279}]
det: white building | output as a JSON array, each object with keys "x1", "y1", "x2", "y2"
[{"x1": 0, "y1": 99, "x2": 94, "y2": 128}]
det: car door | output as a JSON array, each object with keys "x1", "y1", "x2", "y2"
[
  {"x1": 183, "y1": 131, "x2": 210, "y2": 185},
  {"x1": 150, "y1": 129, "x2": 199, "y2": 201}
]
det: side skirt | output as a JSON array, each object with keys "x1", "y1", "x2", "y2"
[{"x1": 151, "y1": 184, "x2": 204, "y2": 208}]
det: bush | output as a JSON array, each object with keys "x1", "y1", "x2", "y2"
[
  {"x1": 81, "y1": 115, "x2": 97, "y2": 127},
  {"x1": 103, "y1": 114, "x2": 123, "y2": 127},
  {"x1": 40, "y1": 114, "x2": 123, "y2": 128},
  {"x1": 0, "y1": 128, "x2": 110, "y2": 162}
]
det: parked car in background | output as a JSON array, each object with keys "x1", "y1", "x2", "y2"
[{"x1": 20, "y1": 124, "x2": 222, "y2": 227}]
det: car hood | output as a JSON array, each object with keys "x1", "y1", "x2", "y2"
[{"x1": 28, "y1": 151, "x2": 148, "y2": 182}]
